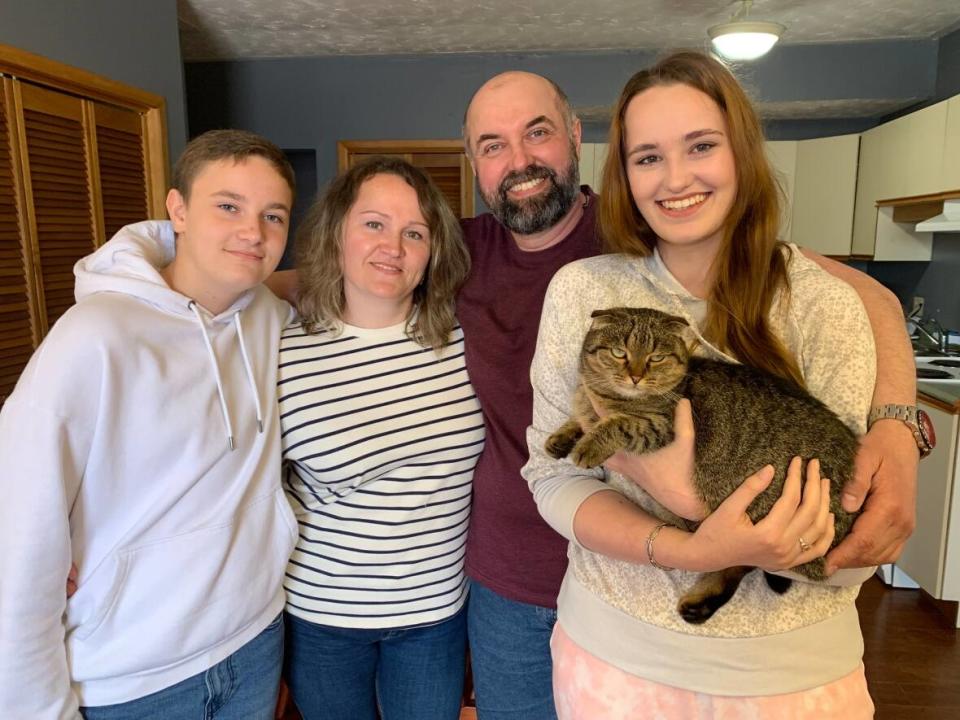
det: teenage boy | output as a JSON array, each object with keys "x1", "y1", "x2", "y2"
[{"x1": 0, "y1": 130, "x2": 297, "y2": 719}]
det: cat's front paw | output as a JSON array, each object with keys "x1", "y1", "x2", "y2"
[
  {"x1": 570, "y1": 439, "x2": 614, "y2": 469},
  {"x1": 545, "y1": 431, "x2": 576, "y2": 459}
]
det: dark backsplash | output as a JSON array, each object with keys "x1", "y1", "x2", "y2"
[{"x1": 853, "y1": 234, "x2": 960, "y2": 330}]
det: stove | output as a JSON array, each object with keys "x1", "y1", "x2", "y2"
[{"x1": 915, "y1": 356, "x2": 960, "y2": 384}]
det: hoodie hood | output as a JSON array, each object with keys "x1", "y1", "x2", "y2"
[
  {"x1": 635, "y1": 248, "x2": 737, "y2": 365},
  {"x1": 74, "y1": 220, "x2": 255, "y2": 321},
  {"x1": 74, "y1": 220, "x2": 269, "y2": 450}
]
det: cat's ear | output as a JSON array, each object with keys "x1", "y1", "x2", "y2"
[
  {"x1": 661, "y1": 314, "x2": 698, "y2": 353},
  {"x1": 590, "y1": 308, "x2": 619, "y2": 319},
  {"x1": 589, "y1": 308, "x2": 622, "y2": 328},
  {"x1": 662, "y1": 314, "x2": 689, "y2": 330}
]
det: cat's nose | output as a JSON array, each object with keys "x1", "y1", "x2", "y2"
[{"x1": 630, "y1": 375, "x2": 642, "y2": 384}]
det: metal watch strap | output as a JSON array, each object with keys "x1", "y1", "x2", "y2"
[{"x1": 868, "y1": 403, "x2": 928, "y2": 457}]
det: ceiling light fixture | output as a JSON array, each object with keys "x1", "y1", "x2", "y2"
[{"x1": 708, "y1": 0, "x2": 785, "y2": 61}]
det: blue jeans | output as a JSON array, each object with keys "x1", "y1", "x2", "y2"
[
  {"x1": 467, "y1": 580, "x2": 558, "y2": 720},
  {"x1": 284, "y1": 607, "x2": 466, "y2": 720},
  {"x1": 81, "y1": 613, "x2": 283, "y2": 720}
]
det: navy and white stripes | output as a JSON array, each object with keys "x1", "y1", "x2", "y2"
[{"x1": 278, "y1": 321, "x2": 484, "y2": 629}]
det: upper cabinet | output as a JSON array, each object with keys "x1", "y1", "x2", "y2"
[
  {"x1": 766, "y1": 136, "x2": 859, "y2": 257},
  {"x1": 851, "y1": 120, "x2": 889, "y2": 256},
  {"x1": 900, "y1": 100, "x2": 950, "y2": 197},
  {"x1": 791, "y1": 134, "x2": 860, "y2": 257},
  {"x1": 943, "y1": 96, "x2": 960, "y2": 191},
  {"x1": 765, "y1": 141, "x2": 797, "y2": 245},
  {"x1": 579, "y1": 142, "x2": 608, "y2": 194},
  {"x1": 851, "y1": 99, "x2": 952, "y2": 259}
]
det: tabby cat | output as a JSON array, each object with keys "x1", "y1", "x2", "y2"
[{"x1": 545, "y1": 307, "x2": 859, "y2": 624}]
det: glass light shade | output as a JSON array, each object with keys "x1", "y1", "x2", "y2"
[{"x1": 708, "y1": 21, "x2": 784, "y2": 60}]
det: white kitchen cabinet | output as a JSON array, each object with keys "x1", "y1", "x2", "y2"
[
  {"x1": 579, "y1": 142, "x2": 608, "y2": 193},
  {"x1": 593, "y1": 143, "x2": 608, "y2": 193},
  {"x1": 898, "y1": 100, "x2": 950, "y2": 197},
  {"x1": 851, "y1": 99, "x2": 950, "y2": 258},
  {"x1": 851, "y1": 122, "x2": 887, "y2": 256},
  {"x1": 896, "y1": 400, "x2": 960, "y2": 612},
  {"x1": 943, "y1": 96, "x2": 960, "y2": 191},
  {"x1": 765, "y1": 140, "x2": 797, "y2": 244},
  {"x1": 871, "y1": 100, "x2": 948, "y2": 201},
  {"x1": 790, "y1": 134, "x2": 860, "y2": 256},
  {"x1": 579, "y1": 142, "x2": 598, "y2": 192}
]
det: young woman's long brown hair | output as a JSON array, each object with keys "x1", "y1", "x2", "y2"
[
  {"x1": 295, "y1": 156, "x2": 470, "y2": 352},
  {"x1": 599, "y1": 51, "x2": 803, "y2": 387}
]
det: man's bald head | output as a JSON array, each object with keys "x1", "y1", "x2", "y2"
[
  {"x1": 463, "y1": 71, "x2": 576, "y2": 157},
  {"x1": 461, "y1": 71, "x2": 582, "y2": 236}
]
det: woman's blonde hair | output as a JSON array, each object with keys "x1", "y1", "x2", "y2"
[
  {"x1": 599, "y1": 50, "x2": 803, "y2": 387},
  {"x1": 295, "y1": 156, "x2": 469, "y2": 352}
]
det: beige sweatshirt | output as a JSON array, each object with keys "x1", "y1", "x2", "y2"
[{"x1": 522, "y1": 245, "x2": 877, "y2": 695}]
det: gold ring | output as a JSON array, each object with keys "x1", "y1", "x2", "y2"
[{"x1": 798, "y1": 536, "x2": 812, "y2": 552}]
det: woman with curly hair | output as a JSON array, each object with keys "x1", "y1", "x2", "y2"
[{"x1": 278, "y1": 157, "x2": 484, "y2": 720}]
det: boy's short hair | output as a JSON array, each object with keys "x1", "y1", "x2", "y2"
[{"x1": 172, "y1": 129, "x2": 296, "y2": 200}]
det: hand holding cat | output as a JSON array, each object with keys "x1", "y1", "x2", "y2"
[
  {"x1": 603, "y1": 399, "x2": 709, "y2": 521},
  {"x1": 670, "y1": 457, "x2": 835, "y2": 574},
  {"x1": 825, "y1": 421, "x2": 919, "y2": 574}
]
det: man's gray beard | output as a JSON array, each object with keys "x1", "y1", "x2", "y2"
[{"x1": 482, "y1": 158, "x2": 580, "y2": 235}]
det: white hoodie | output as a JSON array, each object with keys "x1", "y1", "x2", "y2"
[{"x1": 0, "y1": 221, "x2": 297, "y2": 717}]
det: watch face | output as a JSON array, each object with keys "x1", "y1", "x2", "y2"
[{"x1": 917, "y1": 409, "x2": 937, "y2": 451}]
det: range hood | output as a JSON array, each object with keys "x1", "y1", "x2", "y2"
[{"x1": 916, "y1": 199, "x2": 960, "y2": 233}]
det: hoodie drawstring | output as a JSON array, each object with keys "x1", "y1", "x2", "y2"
[
  {"x1": 234, "y1": 312, "x2": 264, "y2": 433},
  {"x1": 188, "y1": 301, "x2": 264, "y2": 451}
]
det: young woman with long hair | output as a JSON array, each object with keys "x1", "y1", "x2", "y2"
[{"x1": 523, "y1": 51, "x2": 876, "y2": 718}]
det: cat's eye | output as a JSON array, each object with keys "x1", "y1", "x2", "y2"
[
  {"x1": 610, "y1": 348, "x2": 627, "y2": 359},
  {"x1": 649, "y1": 354, "x2": 667, "y2": 363}
]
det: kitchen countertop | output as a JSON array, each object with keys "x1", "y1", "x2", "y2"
[{"x1": 918, "y1": 382, "x2": 960, "y2": 413}]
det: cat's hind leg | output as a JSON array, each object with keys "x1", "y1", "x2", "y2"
[
  {"x1": 545, "y1": 420, "x2": 585, "y2": 459},
  {"x1": 763, "y1": 572, "x2": 793, "y2": 594},
  {"x1": 678, "y1": 566, "x2": 752, "y2": 624}
]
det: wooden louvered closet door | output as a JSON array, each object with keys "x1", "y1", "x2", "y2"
[
  {"x1": 411, "y1": 153, "x2": 470, "y2": 218},
  {"x1": 95, "y1": 103, "x2": 147, "y2": 238},
  {"x1": 0, "y1": 80, "x2": 36, "y2": 403},
  {"x1": 338, "y1": 141, "x2": 475, "y2": 219},
  {"x1": 0, "y1": 44, "x2": 167, "y2": 407},
  {"x1": 18, "y1": 82, "x2": 97, "y2": 331}
]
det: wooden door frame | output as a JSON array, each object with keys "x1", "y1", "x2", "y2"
[
  {"x1": 337, "y1": 139, "x2": 475, "y2": 217},
  {"x1": 0, "y1": 43, "x2": 169, "y2": 217}
]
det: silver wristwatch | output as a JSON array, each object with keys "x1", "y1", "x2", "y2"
[{"x1": 867, "y1": 404, "x2": 936, "y2": 459}]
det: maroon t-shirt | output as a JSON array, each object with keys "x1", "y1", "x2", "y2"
[{"x1": 459, "y1": 188, "x2": 600, "y2": 608}]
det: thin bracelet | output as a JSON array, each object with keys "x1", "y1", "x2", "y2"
[{"x1": 646, "y1": 521, "x2": 676, "y2": 571}]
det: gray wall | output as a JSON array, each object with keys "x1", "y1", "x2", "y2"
[
  {"x1": 863, "y1": 27, "x2": 960, "y2": 332},
  {"x1": 859, "y1": 236, "x2": 960, "y2": 331},
  {"x1": 936, "y1": 25, "x2": 960, "y2": 100},
  {"x1": 185, "y1": 39, "x2": 938, "y2": 188},
  {"x1": 185, "y1": 36, "x2": 958, "y2": 329},
  {"x1": 915, "y1": 237, "x2": 960, "y2": 330},
  {"x1": 185, "y1": 50, "x2": 656, "y2": 181},
  {"x1": 0, "y1": 0, "x2": 188, "y2": 159}
]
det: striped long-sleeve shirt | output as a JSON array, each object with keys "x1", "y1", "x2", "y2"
[{"x1": 278, "y1": 320, "x2": 484, "y2": 629}]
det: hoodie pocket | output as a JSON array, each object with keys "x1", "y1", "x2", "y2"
[{"x1": 68, "y1": 489, "x2": 297, "y2": 681}]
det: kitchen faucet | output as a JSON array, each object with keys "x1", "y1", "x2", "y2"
[{"x1": 913, "y1": 316, "x2": 949, "y2": 354}]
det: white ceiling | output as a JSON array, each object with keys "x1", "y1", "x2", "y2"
[{"x1": 178, "y1": 0, "x2": 960, "y2": 62}]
